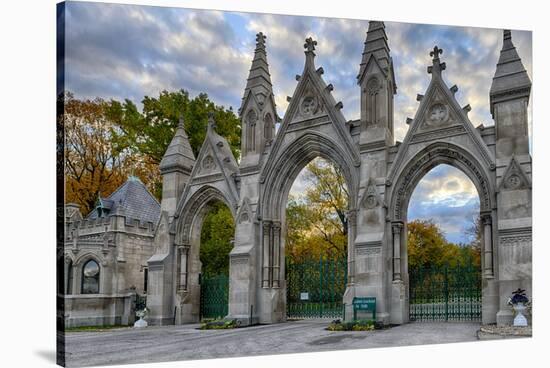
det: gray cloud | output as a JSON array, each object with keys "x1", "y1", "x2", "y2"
[
  {"x1": 63, "y1": 3, "x2": 531, "y2": 244},
  {"x1": 408, "y1": 164, "x2": 480, "y2": 243}
]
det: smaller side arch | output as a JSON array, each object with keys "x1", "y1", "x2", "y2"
[
  {"x1": 387, "y1": 141, "x2": 497, "y2": 321},
  {"x1": 174, "y1": 184, "x2": 237, "y2": 246},
  {"x1": 390, "y1": 142, "x2": 494, "y2": 222},
  {"x1": 171, "y1": 184, "x2": 237, "y2": 323}
]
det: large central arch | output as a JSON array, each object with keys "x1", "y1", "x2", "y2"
[
  {"x1": 260, "y1": 131, "x2": 359, "y2": 220},
  {"x1": 256, "y1": 131, "x2": 359, "y2": 322}
]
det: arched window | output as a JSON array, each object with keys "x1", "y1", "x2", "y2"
[
  {"x1": 81, "y1": 259, "x2": 100, "y2": 294},
  {"x1": 246, "y1": 109, "x2": 257, "y2": 152}
]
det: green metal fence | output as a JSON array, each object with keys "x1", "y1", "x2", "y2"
[
  {"x1": 286, "y1": 257, "x2": 347, "y2": 319},
  {"x1": 409, "y1": 264, "x2": 481, "y2": 322},
  {"x1": 200, "y1": 274, "x2": 229, "y2": 320}
]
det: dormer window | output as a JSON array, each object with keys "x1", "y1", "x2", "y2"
[{"x1": 94, "y1": 197, "x2": 112, "y2": 218}]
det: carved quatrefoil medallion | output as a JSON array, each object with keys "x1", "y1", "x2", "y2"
[
  {"x1": 300, "y1": 95, "x2": 319, "y2": 116},
  {"x1": 506, "y1": 174, "x2": 522, "y2": 189},
  {"x1": 202, "y1": 155, "x2": 215, "y2": 170},
  {"x1": 427, "y1": 103, "x2": 448, "y2": 126}
]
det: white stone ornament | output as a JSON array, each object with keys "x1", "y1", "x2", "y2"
[
  {"x1": 134, "y1": 309, "x2": 148, "y2": 328},
  {"x1": 512, "y1": 303, "x2": 528, "y2": 327}
]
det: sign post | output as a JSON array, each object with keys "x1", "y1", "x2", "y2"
[{"x1": 352, "y1": 297, "x2": 376, "y2": 321}]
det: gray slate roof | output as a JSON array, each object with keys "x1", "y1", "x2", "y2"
[{"x1": 87, "y1": 177, "x2": 161, "y2": 224}]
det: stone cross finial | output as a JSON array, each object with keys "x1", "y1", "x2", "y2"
[
  {"x1": 430, "y1": 46, "x2": 443, "y2": 61},
  {"x1": 256, "y1": 32, "x2": 267, "y2": 46},
  {"x1": 304, "y1": 37, "x2": 317, "y2": 52},
  {"x1": 207, "y1": 111, "x2": 217, "y2": 131}
]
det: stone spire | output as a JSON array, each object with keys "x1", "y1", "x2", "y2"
[
  {"x1": 159, "y1": 117, "x2": 196, "y2": 175},
  {"x1": 490, "y1": 29, "x2": 531, "y2": 117},
  {"x1": 357, "y1": 21, "x2": 394, "y2": 90},
  {"x1": 358, "y1": 20, "x2": 396, "y2": 146},
  {"x1": 240, "y1": 32, "x2": 273, "y2": 112},
  {"x1": 490, "y1": 30, "x2": 531, "y2": 159},
  {"x1": 240, "y1": 32, "x2": 278, "y2": 168},
  {"x1": 159, "y1": 117, "x2": 196, "y2": 219}
]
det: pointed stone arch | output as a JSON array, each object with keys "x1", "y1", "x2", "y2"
[
  {"x1": 174, "y1": 184, "x2": 237, "y2": 246},
  {"x1": 260, "y1": 131, "x2": 359, "y2": 221},
  {"x1": 390, "y1": 142, "x2": 494, "y2": 222},
  {"x1": 387, "y1": 141, "x2": 498, "y2": 324}
]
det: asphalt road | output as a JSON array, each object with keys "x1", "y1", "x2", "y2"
[{"x1": 63, "y1": 320, "x2": 482, "y2": 367}]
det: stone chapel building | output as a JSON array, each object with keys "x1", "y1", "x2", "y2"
[
  {"x1": 63, "y1": 177, "x2": 160, "y2": 327},
  {"x1": 63, "y1": 21, "x2": 532, "y2": 328}
]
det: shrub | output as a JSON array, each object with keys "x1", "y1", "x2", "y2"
[
  {"x1": 327, "y1": 319, "x2": 375, "y2": 331},
  {"x1": 199, "y1": 318, "x2": 240, "y2": 330}
]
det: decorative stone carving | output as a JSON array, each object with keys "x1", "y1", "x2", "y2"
[
  {"x1": 499, "y1": 156, "x2": 531, "y2": 191},
  {"x1": 426, "y1": 103, "x2": 449, "y2": 126},
  {"x1": 202, "y1": 155, "x2": 215, "y2": 170},
  {"x1": 367, "y1": 77, "x2": 381, "y2": 95},
  {"x1": 499, "y1": 233, "x2": 532, "y2": 247},
  {"x1": 247, "y1": 109, "x2": 258, "y2": 125},
  {"x1": 356, "y1": 246, "x2": 381, "y2": 256},
  {"x1": 256, "y1": 93, "x2": 266, "y2": 106},
  {"x1": 300, "y1": 95, "x2": 319, "y2": 116},
  {"x1": 236, "y1": 197, "x2": 252, "y2": 224},
  {"x1": 361, "y1": 178, "x2": 381, "y2": 210},
  {"x1": 231, "y1": 256, "x2": 248, "y2": 266}
]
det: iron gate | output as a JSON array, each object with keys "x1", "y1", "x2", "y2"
[
  {"x1": 286, "y1": 257, "x2": 347, "y2": 319},
  {"x1": 199, "y1": 274, "x2": 229, "y2": 320},
  {"x1": 409, "y1": 264, "x2": 481, "y2": 322}
]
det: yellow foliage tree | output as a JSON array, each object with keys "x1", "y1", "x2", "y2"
[
  {"x1": 285, "y1": 158, "x2": 349, "y2": 262},
  {"x1": 63, "y1": 93, "x2": 154, "y2": 215}
]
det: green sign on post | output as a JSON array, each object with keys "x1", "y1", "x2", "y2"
[{"x1": 352, "y1": 297, "x2": 376, "y2": 321}]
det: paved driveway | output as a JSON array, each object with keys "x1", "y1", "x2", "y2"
[{"x1": 64, "y1": 320, "x2": 482, "y2": 367}]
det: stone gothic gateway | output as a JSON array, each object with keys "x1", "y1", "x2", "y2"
[{"x1": 147, "y1": 23, "x2": 532, "y2": 327}]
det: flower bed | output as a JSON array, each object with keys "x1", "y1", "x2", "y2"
[
  {"x1": 199, "y1": 318, "x2": 240, "y2": 330},
  {"x1": 327, "y1": 319, "x2": 382, "y2": 331}
]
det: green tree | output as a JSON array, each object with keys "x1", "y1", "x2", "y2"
[
  {"x1": 285, "y1": 158, "x2": 349, "y2": 262},
  {"x1": 199, "y1": 202, "x2": 235, "y2": 276},
  {"x1": 407, "y1": 219, "x2": 481, "y2": 269},
  {"x1": 107, "y1": 90, "x2": 240, "y2": 163},
  {"x1": 64, "y1": 92, "x2": 133, "y2": 214},
  {"x1": 107, "y1": 90, "x2": 241, "y2": 199}
]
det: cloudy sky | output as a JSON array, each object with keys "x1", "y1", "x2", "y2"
[{"x1": 63, "y1": 2, "x2": 532, "y2": 243}]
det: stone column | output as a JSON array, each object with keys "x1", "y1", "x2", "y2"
[
  {"x1": 262, "y1": 221, "x2": 272, "y2": 288},
  {"x1": 72, "y1": 229, "x2": 78, "y2": 250},
  {"x1": 346, "y1": 209, "x2": 357, "y2": 284},
  {"x1": 392, "y1": 222, "x2": 403, "y2": 281},
  {"x1": 181, "y1": 246, "x2": 190, "y2": 290},
  {"x1": 272, "y1": 221, "x2": 281, "y2": 288},
  {"x1": 481, "y1": 212, "x2": 494, "y2": 278}
]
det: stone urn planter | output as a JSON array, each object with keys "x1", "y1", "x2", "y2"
[
  {"x1": 507, "y1": 288, "x2": 530, "y2": 327},
  {"x1": 512, "y1": 302, "x2": 528, "y2": 327},
  {"x1": 134, "y1": 308, "x2": 149, "y2": 328}
]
